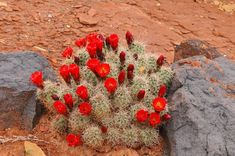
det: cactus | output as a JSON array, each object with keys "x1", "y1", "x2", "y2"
[
  {"x1": 52, "y1": 115, "x2": 68, "y2": 133},
  {"x1": 112, "y1": 111, "x2": 131, "y2": 129},
  {"x1": 147, "y1": 74, "x2": 161, "y2": 96},
  {"x1": 36, "y1": 80, "x2": 60, "y2": 111},
  {"x1": 82, "y1": 126, "x2": 104, "y2": 148},
  {"x1": 146, "y1": 55, "x2": 157, "y2": 72},
  {"x1": 143, "y1": 91, "x2": 155, "y2": 112},
  {"x1": 80, "y1": 67, "x2": 98, "y2": 86},
  {"x1": 157, "y1": 67, "x2": 174, "y2": 87},
  {"x1": 90, "y1": 94, "x2": 111, "y2": 122},
  {"x1": 129, "y1": 42, "x2": 145, "y2": 54},
  {"x1": 121, "y1": 126, "x2": 140, "y2": 148},
  {"x1": 68, "y1": 110, "x2": 91, "y2": 133},
  {"x1": 139, "y1": 127, "x2": 159, "y2": 147},
  {"x1": 106, "y1": 127, "x2": 122, "y2": 146},
  {"x1": 135, "y1": 56, "x2": 147, "y2": 75},
  {"x1": 113, "y1": 86, "x2": 132, "y2": 110},
  {"x1": 130, "y1": 76, "x2": 149, "y2": 99},
  {"x1": 75, "y1": 48, "x2": 90, "y2": 66},
  {"x1": 32, "y1": 32, "x2": 173, "y2": 149}
]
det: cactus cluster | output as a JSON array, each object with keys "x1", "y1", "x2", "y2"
[{"x1": 30, "y1": 31, "x2": 174, "y2": 148}]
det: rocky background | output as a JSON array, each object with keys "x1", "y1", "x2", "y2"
[{"x1": 0, "y1": 0, "x2": 235, "y2": 156}]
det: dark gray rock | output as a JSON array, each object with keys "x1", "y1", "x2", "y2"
[
  {"x1": 174, "y1": 39, "x2": 222, "y2": 62},
  {"x1": 166, "y1": 56, "x2": 235, "y2": 156},
  {"x1": 0, "y1": 52, "x2": 56, "y2": 130}
]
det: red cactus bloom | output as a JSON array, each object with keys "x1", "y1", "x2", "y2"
[
  {"x1": 86, "y1": 42, "x2": 97, "y2": 58},
  {"x1": 127, "y1": 64, "x2": 134, "y2": 72},
  {"x1": 118, "y1": 70, "x2": 126, "y2": 84},
  {"x1": 109, "y1": 34, "x2": 119, "y2": 50},
  {"x1": 135, "y1": 109, "x2": 148, "y2": 122},
  {"x1": 75, "y1": 38, "x2": 86, "y2": 48},
  {"x1": 119, "y1": 51, "x2": 126, "y2": 63},
  {"x1": 97, "y1": 34, "x2": 105, "y2": 42},
  {"x1": 78, "y1": 102, "x2": 92, "y2": 115},
  {"x1": 59, "y1": 65, "x2": 71, "y2": 83},
  {"x1": 95, "y1": 63, "x2": 110, "y2": 78},
  {"x1": 76, "y1": 85, "x2": 89, "y2": 100},
  {"x1": 127, "y1": 70, "x2": 134, "y2": 80},
  {"x1": 51, "y1": 94, "x2": 59, "y2": 101},
  {"x1": 95, "y1": 38, "x2": 103, "y2": 53},
  {"x1": 126, "y1": 31, "x2": 134, "y2": 45},
  {"x1": 101, "y1": 126, "x2": 107, "y2": 133},
  {"x1": 152, "y1": 97, "x2": 167, "y2": 112},
  {"x1": 86, "y1": 33, "x2": 98, "y2": 43},
  {"x1": 104, "y1": 78, "x2": 117, "y2": 94},
  {"x1": 157, "y1": 55, "x2": 164, "y2": 66},
  {"x1": 158, "y1": 84, "x2": 167, "y2": 97},
  {"x1": 133, "y1": 53, "x2": 138, "y2": 60},
  {"x1": 53, "y1": 101, "x2": 67, "y2": 115},
  {"x1": 66, "y1": 133, "x2": 82, "y2": 147},
  {"x1": 105, "y1": 37, "x2": 110, "y2": 48},
  {"x1": 86, "y1": 58, "x2": 100, "y2": 72},
  {"x1": 149, "y1": 112, "x2": 161, "y2": 127},
  {"x1": 74, "y1": 56, "x2": 80, "y2": 65},
  {"x1": 63, "y1": 93, "x2": 73, "y2": 109},
  {"x1": 162, "y1": 113, "x2": 171, "y2": 121},
  {"x1": 30, "y1": 71, "x2": 43, "y2": 88},
  {"x1": 69, "y1": 64, "x2": 80, "y2": 81},
  {"x1": 137, "y1": 90, "x2": 146, "y2": 100},
  {"x1": 61, "y1": 47, "x2": 73, "y2": 58}
]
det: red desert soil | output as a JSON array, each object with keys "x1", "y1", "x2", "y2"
[{"x1": 0, "y1": 0, "x2": 235, "y2": 155}]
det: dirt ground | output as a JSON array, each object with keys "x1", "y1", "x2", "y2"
[{"x1": 0, "y1": 0, "x2": 235, "y2": 155}]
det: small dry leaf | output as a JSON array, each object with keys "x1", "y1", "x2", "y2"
[{"x1": 24, "y1": 141, "x2": 46, "y2": 156}]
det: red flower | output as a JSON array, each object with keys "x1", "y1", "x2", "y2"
[
  {"x1": 66, "y1": 133, "x2": 82, "y2": 147},
  {"x1": 101, "y1": 126, "x2": 107, "y2": 133},
  {"x1": 75, "y1": 38, "x2": 86, "y2": 48},
  {"x1": 137, "y1": 90, "x2": 145, "y2": 100},
  {"x1": 158, "y1": 85, "x2": 167, "y2": 97},
  {"x1": 86, "y1": 42, "x2": 97, "y2": 58},
  {"x1": 59, "y1": 65, "x2": 70, "y2": 83},
  {"x1": 95, "y1": 63, "x2": 110, "y2": 78},
  {"x1": 30, "y1": 71, "x2": 43, "y2": 88},
  {"x1": 86, "y1": 33, "x2": 98, "y2": 43},
  {"x1": 104, "y1": 78, "x2": 117, "y2": 94},
  {"x1": 76, "y1": 85, "x2": 89, "y2": 100},
  {"x1": 86, "y1": 58, "x2": 100, "y2": 72},
  {"x1": 63, "y1": 93, "x2": 73, "y2": 109},
  {"x1": 105, "y1": 37, "x2": 110, "y2": 48},
  {"x1": 51, "y1": 94, "x2": 59, "y2": 101},
  {"x1": 162, "y1": 113, "x2": 171, "y2": 121},
  {"x1": 95, "y1": 38, "x2": 103, "y2": 53},
  {"x1": 152, "y1": 97, "x2": 167, "y2": 112},
  {"x1": 149, "y1": 112, "x2": 161, "y2": 127},
  {"x1": 126, "y1": 31, "x2": 134, "y2": 45},
  {"x1": 119, "y1": 51, "x2": 126, "y2": 63},
  {"x1": 127, "y1": 64, "x2": 134, "y2": 72},
  {"x1": 97, "y1": 34, "x2": 105, "y2": 42},
  {"x1": 61, "y1": 47, "x2": 73, "y2": 58},
  {"x1": 133, "y1": 53, "x2": 138, "y2": 60},
  {"x1": 157, "y1": 55, "x2": 164, "y2": 66},
  {"x1": 135, "y1": 109, "x2": 148, "y2": 122},
  {"x1": 78, "y1": 102, "x2": 92, "y2": 115},
  {"x1": 118, "y1": 70, "x2": 126, "y2": 84},
  {"x1": 53, "y1": 101, "x2": 67, "y2": 115},
  {"x1": 74, "y1": 56, "x2": 80, "y2": 65},
  {"x1": 109, "y1": 34, "x2": 119, "y2": 50},
  {"x1": 69, "y1": 64, "x2": 80, "y2": 81},
  {"x1": 127, "y1": 70, "x2": 134, "y2": 80}
]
